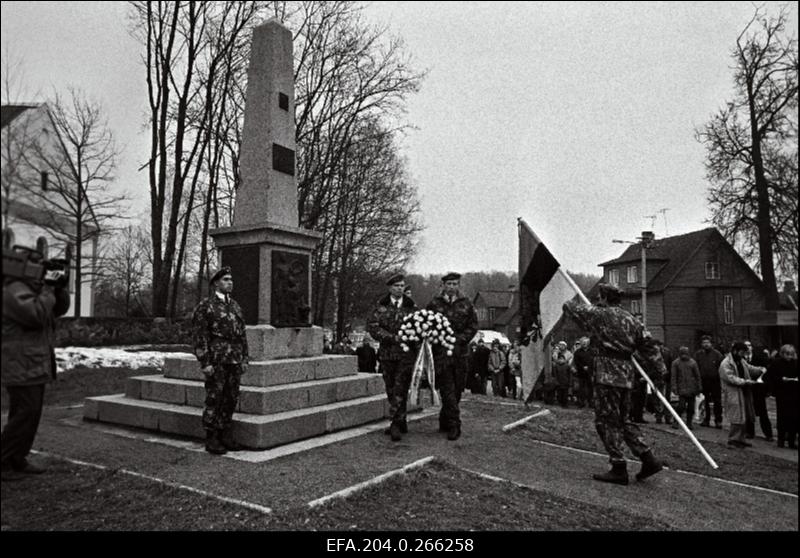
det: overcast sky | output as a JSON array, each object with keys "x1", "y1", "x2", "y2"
[{"x1": 2, "y1": 1, "x2": 797, "y2": 276}]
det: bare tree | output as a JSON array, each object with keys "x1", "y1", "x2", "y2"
[
  {"x1": 1, "y1": 47, "x2": 43, "y2": 225},
  {"x1": 95, "y1": 223, "x2": 150, "y2": 317},
  {"x1": 10, "y1": 88, "x2": 125, "y2": 316},
  {"x1": 696, "y1": 5, "x2": 799, "y2": 309}
]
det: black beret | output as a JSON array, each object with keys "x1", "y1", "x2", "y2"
[
  {"x1": 386, "y1": 273, "x2": 405, "y2": 286},
  {"x1": 441, "y1": 272, "x2": 461, "y2": 282},
  {"x1": 209, "y1": 266, "x2": 233, "y2": 285}
]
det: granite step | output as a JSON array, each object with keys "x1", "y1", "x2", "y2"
[
  {"x1": 125, "y1": 373, "x2": 386, "y2": 415},
  {"x1": 163, "y1": 354, "x2": 359, "y2": 387},
  {"x1": 83, "y1": 393, "x2": 390, "y2": 449}
]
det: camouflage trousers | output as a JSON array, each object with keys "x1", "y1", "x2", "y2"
[
  {"x1": 594, "y1": 384, "x2": 650, "y2": 466},
  {"x1": 434, "y1": 355, "x2": 468, "y2": 429},
  {"x1": 381, "y1": 359, "x2": 414, "y2": 426},
  {"x1": 203, "y1": 363, "x2": 242, "y2": 433}
]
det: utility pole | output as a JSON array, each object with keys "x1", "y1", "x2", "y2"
[{"x1": 613, "y1": 231, "x2": 655, "y2": 329}]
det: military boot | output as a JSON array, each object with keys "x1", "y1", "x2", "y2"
[
  {"x1": 592, "y1": 463, "x2": 629, "y2": 485},
  {"x1": 205, "y1": 431, "x2": 227, "y2": 455},
  {"x1": 389, "y1": 422, "x2": 403, "y2": 442},
  {"x1": 447, "y1": 425, "x2": 461, "y2": 441},
  {"x1": 219, "y1": 428, "x2": 244, "y2": 451},
  {"x1": 635, "y1": 451, "x2": 663, "y2": 481}
]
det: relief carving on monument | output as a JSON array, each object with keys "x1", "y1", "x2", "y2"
[{"x1": 271, "y1": 250, "x2": 311, "y2": 326}]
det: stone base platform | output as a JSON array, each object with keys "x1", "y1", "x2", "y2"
[{"x1": 83, "y1": 354, "x2": 403, "y2": 450}]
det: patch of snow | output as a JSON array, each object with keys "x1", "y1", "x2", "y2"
[{"x1": 55, "y1": 347, "x2": 195, "y2": 373}]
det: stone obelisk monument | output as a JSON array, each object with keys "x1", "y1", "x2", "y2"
[
  {"x1": 84, "y1": 20, "x2": 391, "y2": 449},
  {"x1": 210, "y1": 19, "x2": 323, "y2": 359}
]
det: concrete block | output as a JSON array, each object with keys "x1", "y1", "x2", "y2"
[
  {"x1": 140, "y1": 378, "x2": 187, "y2": 405},
  {"x1": 156, "y1": 407, "x2": 205, "y2": 438},
  {"x1": 185, "y1": 384, "x2": 206, "y2": 407},
  {"x1": 307, "y1": 380, "x2": 339, "y2": 406},
  {"x1": 125, "y1": 378, "x2": 143, "y2": 399},
  {"x1": 163, "y1": 356, "x2": 201, "y2": 380},
  {"x1": 324, "y1": 396, "x2": 387, "y2": 432},
  {"x1": 314, "y1": 355, "x2": 358, "y2": 379},
  {"x1": 246, "y1": 325, "x2": 324, "y2": 360},
  {"x1": 83, "y1": 398, "x2": 100, "y2": 420}
]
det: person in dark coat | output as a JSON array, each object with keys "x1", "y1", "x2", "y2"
[
  {"x1": 426, "y1": 272, "x2": 478, "y2": 441},
  {"x1": 473, "y1": 339, "x2": 490, "y2": 395},
  {"x1": 694, "y1": 335, "x2": 724, "y2": 428},
  {"x1": 669, "y1": 347, "x2": 702, "y2": 429},
  {"x1": 2, "y1": 260, "x2": 70, "y2": 480},
  {"x1": 191, "y1": 267, "x2": 250, "y2": 455},
  {"x1": 746, "y1": 344, "x2": 774, "y2": 441},
  {"x1": 356, "y1": 338, "x2": 378, "y2": 373},
  {"x1": 766, "y1": 344, "x2": 798, "y2": 449},
  {"x1": 366, "y1": 274, "x2": 417, "y2": 441}
]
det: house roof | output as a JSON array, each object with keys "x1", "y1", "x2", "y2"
[
  {"x1": 597, "y1": 228, "x2": 760, "y2": 293},
  {"x1": 475, "y1": 290, "x2": 515, "y2": 308},
  {"x1": 4, "y1": 199, "x2": 99, "y2": 235},
  {"x1": 1, "y1": 104, "x2": 39, "y2": 129}
]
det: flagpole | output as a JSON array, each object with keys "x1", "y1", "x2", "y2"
[{"x1": 556, "y1": 267, "x2": 719, "y2": 469}]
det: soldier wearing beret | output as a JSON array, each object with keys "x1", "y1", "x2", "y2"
[
  {"x1": 426, "y1": 272, "x2": 478, "y2": 440},
  {"x1": 367, "y1": 273, "x2": 417, "y2": 441},
  {"x1": 191, "y1": 266, "x2": 249, "y2": 454},
  {"x1": 562, "y1": 283, "x2": 664, "y2": 485}
]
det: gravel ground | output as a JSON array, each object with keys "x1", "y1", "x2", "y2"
[
  {"x1": 0, "y1": 456, "x2": 673, "y2": 531},
  {"x1": 2, "y1": 370, "x2": 797, "y2": 532}
]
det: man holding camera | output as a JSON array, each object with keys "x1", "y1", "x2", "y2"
[
  {"x1": 2, "y1": 248, "x2": 70, "y2": 481},
  {"x1": 191, "y1": 266, "x2": 249, "y2": 455}
]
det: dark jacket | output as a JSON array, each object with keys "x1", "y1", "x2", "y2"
[
  {"x1": 356, "y1": 344, "x2": 378, "y2": 373},
  {"x1": 2, "y1": 279, "x2": 70, "y2": 386},
  {"x1": 426, "y1": 292, "x2": 478, "y2": 359},
  {"x1": 572, "y1": 346, "x2": 593, "y2": 379},
  {"x1": 694, "y1": 347, "x2": 724, "y2": 381},
  {"x1": 670, "y1": 357, "x2": 702, "y2": 397},
  {"x1": 366, "y1": 294, "x2": 417, "y2": 361},
  {"x1": 191, "y1": 294, "x2": 249, "y2": 367}
]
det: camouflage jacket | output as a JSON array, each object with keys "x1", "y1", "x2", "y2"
[
  {"x1": 366, "y1": 294, "x2": 417, "y2": 361},
  {"x1": 191, "y1": 294, "x2": 249, "y2": 368},
  {"x1": 562, "y1": 301, "x2": 664, "y2": 389},
  {"x1": 426, "y1": 292, "x2": 478, "y2": 359}
]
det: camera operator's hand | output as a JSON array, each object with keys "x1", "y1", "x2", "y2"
[{"x1": 202, "y1": 365, "x2": 214, "y2": 378}]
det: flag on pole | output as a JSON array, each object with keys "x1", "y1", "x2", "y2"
[
  {"x1": 518, "y1": 218, "x2": 584, "y2": 396},
  {"x1": 518, "y1": 218, "x2": 583, "y2": 344}
]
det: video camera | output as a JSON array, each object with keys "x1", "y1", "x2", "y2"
[{"x1": 2, "y1": 243, "x2": 71, "y2": 288}]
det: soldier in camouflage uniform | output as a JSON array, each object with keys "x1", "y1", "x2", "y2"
[
  {"x1": 191, "y1": 266, "x2": 249, "y2": 455},
  {"x1": 367, "y1": 273, "x2": 417, "y2": 441},
  {"x1": 563, "y1": 283, "x2": 664, "y2": 485},
  {"x1": 426, "y1": 272, "x2": 478, "y2": 441}
]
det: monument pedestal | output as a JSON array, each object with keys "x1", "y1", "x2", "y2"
[{"x1": 212, "y1": 222, "x2": 322, "y2": 329}]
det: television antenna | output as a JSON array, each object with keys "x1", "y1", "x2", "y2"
[{"x1": 657, "y1": 208, "x2": 670, "y2": 236}]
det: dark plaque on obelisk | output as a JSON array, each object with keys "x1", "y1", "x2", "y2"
[{"x1": 271, "y1": 250, "x2": 311, "y2": 327}]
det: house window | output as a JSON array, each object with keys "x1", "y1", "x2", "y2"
[
  {"x1": 631, "y1": 299, "x2": 641, "y2": 315},
  {"x1": 705, "y1": 261, "x2": 720, "y2": 279},
  {"x1": 40, "y1": 171, "x2": 49, "y2": 191},
  {"x1": 627, "y1": 266, "x2": 638, "y2": 284},
  {"x1": 608, "y1": 269, "x2": 619, "y2": 286},
  {"x1": 723, "y1": 295, "x2": 734, "y2": 324},
  {"x1": 477, "y1": 308, "x2": 486, "y2": 322},
  {"x1": 488, "y1": 308, "x2": 496, "y2": 322}
]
